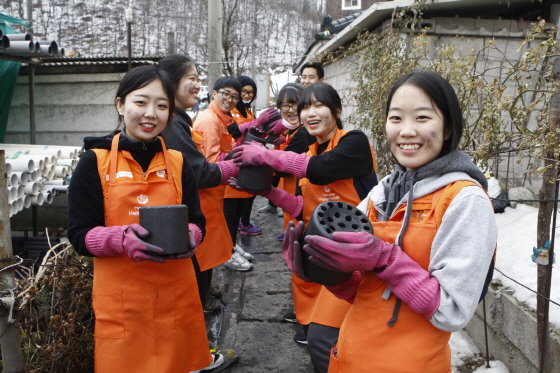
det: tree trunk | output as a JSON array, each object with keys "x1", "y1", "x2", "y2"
[{"x1": 536, "y1": 75, "x2": 560, "y2": 373}]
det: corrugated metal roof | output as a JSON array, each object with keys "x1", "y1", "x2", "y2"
[{"x1": 17, "y1": 56, "x2": 164, "y2": 75}]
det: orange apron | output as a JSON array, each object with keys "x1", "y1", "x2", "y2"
[
  {"x1": 189, "y1": 129, "x2": 232, "y2": 270},
  {"x1": 328, "y1": 181, "x2": 478, "y2": 372},
  {"x1": 91, "y1": 134, "x2": 211, "y2": 373},
  {"x1": 277, "y1": 127, "x2": 301, "y2": 230},
  {"x1": 294, "y1": 129, "x2": 364, "y2": 328}
]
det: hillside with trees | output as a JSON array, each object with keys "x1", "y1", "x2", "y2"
[{"x1": 1, "y1": 0, "x2": 323, "y2": 77}]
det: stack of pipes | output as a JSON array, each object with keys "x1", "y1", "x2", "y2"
[
  {"x1": 2, "y1": 144, "x2": 83, "y2": 217},
  {"x1": 0, "y1": 29, "x2": 65, "y2": 57}
]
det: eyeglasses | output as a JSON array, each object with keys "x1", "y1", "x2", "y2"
[
  {"x1": 217, "y1": 90, "x2": 240, "y2": 103},
  {"x1": 280, "y1": 103, "x2": 297, "y2": 112},
  {"x1": 241, "y1": 89, "x2": 254, "y2": 97}
]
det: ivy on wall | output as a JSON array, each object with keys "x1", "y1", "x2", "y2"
[{"x1": 320, "y1": 3, "x2": 559, "y2": 180}]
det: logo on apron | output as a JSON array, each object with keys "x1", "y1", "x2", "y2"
[
  {"x1": 156, "y1": 170, "x2": 167, "y2": 178},
  {"x1": 137, "y1": 194, "x2": 149, "y2": 204}
]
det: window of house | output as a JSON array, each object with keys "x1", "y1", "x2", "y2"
[{"x1": 342, "y1": 0, "x2": 361, "y2": 10}]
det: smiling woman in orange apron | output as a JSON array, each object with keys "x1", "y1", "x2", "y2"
[
  {"x1": 298, "y1": 72, "x2": 497, "y2": 372},
  {"x1": 270, "y1": 82, "x2": 317, "y2": 341},
  {"x1": 157, "y1": 56, "x2": 238, "y2": 326},
  {"x1": 228, "y1": 83, "x2": 377, "y2": 373},
  {"x1": 67, "y1": 66, "x2": 212, "y2": 373}
]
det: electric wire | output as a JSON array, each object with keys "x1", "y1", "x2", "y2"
[{"x1": 494, "y1": 267, "x2": 560, "y2": 308}]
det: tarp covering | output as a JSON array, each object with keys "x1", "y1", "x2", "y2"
[{"x1": 0, "y1": 13, "x2": 30, "y2": 143}]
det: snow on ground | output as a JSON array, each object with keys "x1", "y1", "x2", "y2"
[
  {"x1": 449, "y1": 203, "x2": 560, "y2": 372},
  {"x1": 493, "y1": 204, "x2": 560, "y2": 328},
  {"x1": 450, "y1": 330, "x2": 508, "y2": 372}
]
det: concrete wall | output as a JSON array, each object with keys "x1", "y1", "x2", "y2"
[
  {"x1": 320, "y1": 16, "x2": 547, "y2": 192},
  {"x1": 6, "y1": 72, "x2": 124, "y2": 146},
  {"x1": 6, "y1": 72, "x2": 124, "y2": 232},
  {"x1": 466, "y1": 285, "x2": 560, "y2": 373}
]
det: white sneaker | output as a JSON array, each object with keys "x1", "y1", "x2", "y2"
[
  {"x1": 224, "y1": 252, "x2": 253, "y2": 271},
  {"x1": 189, "y1": 353, "x2": 224, "y2": 372},
  {"x1": 277, "y1": 208, "x2": 284, "y2": 217},
  {"x1": 234, "y1": 244, "x2": 254, "y2": 261}
]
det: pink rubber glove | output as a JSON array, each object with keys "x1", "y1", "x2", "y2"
[
  {"x1": 232, "y1": 144, "x2": 309, "y2": 179},
  {"x1": 325, "y1": 271, "x2": 363, "y2": 304},
  {"x1": 266, "y1": 119, "x2": 287, "y2": 136},
  {"x1": 257, "y1": 108, "x2": 282, "y2": 127},
  {"x1": 217, "y1": 159, "x2": 239, "y2": 185},
  {"x1": 272, "y1": 136, "x2": 286, "y2": 145},
  {"x1": 374, "y1": 245, "x2": 441, "y2": 319},
  {"x1": 85, "y1": 224, "x2": 165, "y2": 263},
  {"x1": 237, "y1": 108, "x2": 281, "y2": 133},
  {"x1": 264, "y1": 187, "x2": 303, "y2": 218},
  {"x1": 282, "y1": 221, "x2": 310, "y2": 281},
  {"x1": 303, "y1": 231, "x2": 392, "y2": 272}
]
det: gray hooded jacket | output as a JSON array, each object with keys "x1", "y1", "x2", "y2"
[{"x1": 357, "y1": 151, "x2": 497, "y2": 331}]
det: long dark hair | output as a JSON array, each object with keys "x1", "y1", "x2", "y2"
[
  {"x1": 297, "y1": 83, "x2": 343, "y2": 129},
  {"x1": 157, "y1": 54, "x2": 197, "y2": 93},
  {"x1": 276, "y1": 82, "x2": 304, "y2": 108},
  {"x1": 115, "y1": 65, "x2": 175, "y2": 128},
  {"x1": 386, "y1": 71, "x2": 463, "y2": 158}
]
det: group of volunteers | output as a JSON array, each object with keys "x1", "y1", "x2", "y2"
[{"x1": 67, "y1": 52, "x2": 497, "y2": 373}]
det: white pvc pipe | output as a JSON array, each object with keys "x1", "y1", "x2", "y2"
[
  {"x1": 13, "y1": 171, "x2": 28, "y2": 185},
  {"x1": 57, "y1": 158, "x2": 78, "y2": 169},
  {"x1": 43, "y1": 192, "x2": 54, "y2": 204},
  {"x1": 41, "y1": 187, "x2": 54, "y2": 195},
  {"x1": 8, "y1": 204, "x2": 13, "y2": 217},
  {"x1": 41, "y1": 167, "x2": 49, "y2": 177},
  {"x1": 9, "y1": 156, "x2": 46, "y2": 170},
  {"x1": 54, "y1": 166, "x2": 67, "y2": 178},
  {"x1": 45, "y1": 179, "x2": 66, "y2": 185},
  {"x1": 7, "y1": 173, "x2": 15, "y2": 187},
  {"x1": 17, "y1": 184, "x2": 25, "y2": 198},
  {"x1": 23, "y1": 195, "x2": 31, "y2": 208},
  {"x1": 59, "y1": 150, "x2": 76, "y2": 159},
  {"x1": 6, "y1": 158, "x2": 35, "y2": 172},
  {"x1": 51, "y1": 185, "x2": 68, "y2": 193},
  {"x1": 28, "y1": 170, "x2": 38, "y2": 182},
  {"x1": 5, "y1": 163, "x2": 11, "y2": 175},
  {"x1": 24, "y1": 182, "x2": 39, "y2": 195},
  {"x1": 31, "y1": 193, "x2": 44, "y2": 206},
  {"x1": 27, "y1": 149, "x2": 62, "y2": 159},
  {"x1": 17, "y1": 197, "x2": 23, "y2": 211},
  {"x1": 10, "y1": 186, "x2": 17, "y2": 201},
  {"x1": 47, "y1": 170, "x2": 54, "y2": 180}
]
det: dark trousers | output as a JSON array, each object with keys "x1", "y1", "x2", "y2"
[
  {"x1": 240, "y1": 195, "x2": 256, "y2": 226},
  {"x1": 307, "y1": 323, "x2": 339, "y2": 373},
  {"x1": 223, "y1": 197, "x2": 251, "y2": 244},
  {"x1": 192, "y1": 254, "x2": 213, "y2": 307}
]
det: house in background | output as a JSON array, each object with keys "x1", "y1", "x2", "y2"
[
  {"x1": 294, "y1": 0, "x2": 551, "y2": 193},
  {"x1": 326, "y1": 0, "x2": 380, "y2": 20}
]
